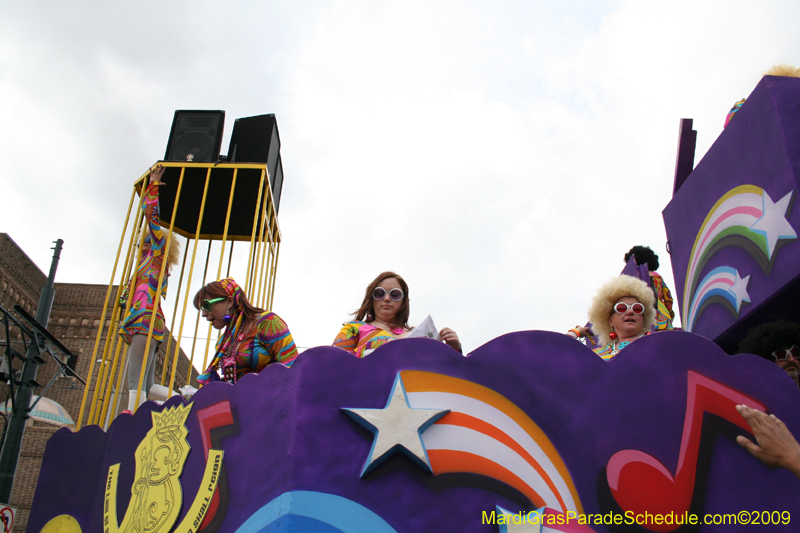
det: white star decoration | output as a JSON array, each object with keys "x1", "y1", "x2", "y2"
[
  {"x1": 728, "y1": 271, "x2": 751, "y2": 311},
  {"x1": 750, "y1": 190, "x2": 796, "y2": 259},
  {"x1": 342, "y1": 373, "x2": 449, "y2": 476}
]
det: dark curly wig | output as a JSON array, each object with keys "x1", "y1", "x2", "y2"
[
  {"x1": 624, "y1": 245, "x2": 659, "y2": 271},
  {"x1": 738, "y1": 321, "x2": 800, "y2": 360}
]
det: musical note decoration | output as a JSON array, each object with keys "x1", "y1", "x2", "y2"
[
  {"x1": 196, "y1": 400, "x2": 236, "y2": 531},
  {"x1": 606, "y1": 371, "x2": 765, "y2": 532}
]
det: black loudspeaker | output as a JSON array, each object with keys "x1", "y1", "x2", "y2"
[
  {"x1": 164, "y1": 110, "x2": 225, "y2": 162},
  {"x1": 272, "y1": 155, "x2": 284, "y2": 214},
  {"x1": 227, "y1": 114, "x2": 283, "y2": 213}
]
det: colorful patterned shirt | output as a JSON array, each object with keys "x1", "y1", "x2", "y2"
[
  {"x1": 593, "y1": 342, "x2": 632, "y2": 361},
  {"x1": 650, "y1": 272, "x2": 675, "y2": 331},
  {"x1": 199, "y1": 311, "x2": 298, "y2": 385},
  {"x1": 333, "y1": 321, "x2": 405, "y2": 358},
  {"x1": 119, "y1": 182, "x2": 169, "y2": 345},
  {"x1": 592, "y1": 332, "x2": 651, "y2": 361}
]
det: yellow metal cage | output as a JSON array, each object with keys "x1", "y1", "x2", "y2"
[{"x1": 77, "y1": 162, "x2": 281, "y2": 429}]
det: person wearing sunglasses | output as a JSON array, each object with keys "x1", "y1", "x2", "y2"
[
  {"x1": 738, "y1": 321, "x2": 800, "y2": 388},
  {"x1": 567, "y1": 275, "x2": 656, "y2": 360},
  {"x1": 333, "y1": 271, "x2": 462, "y2": 357},
  {"x1": 119, "y1": 165, "x2": 181, "y2": 412},
  {"x1": 193, "y1": 278, "x2": 298, "y2": 385}
]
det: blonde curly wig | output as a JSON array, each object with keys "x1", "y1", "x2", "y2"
[
  {"x1": 163, "y1": 229, "x2": 180, "y2": 267},
  {"x1": 587, "y1": 275, "x2": 656, "y2": 346},
  {"x1": 141, "y1": 228, "x2": 181, "y2": 268},
  {"x1": 764, "y1": 64, "x2": 800, "y2": 78}
]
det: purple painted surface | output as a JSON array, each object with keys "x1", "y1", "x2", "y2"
[
  {"x1": 663, "y1": 76, "x2": 800, "y2": 344},
  {"x1": 673, "y1": 118, "x2": 697, "y2": 195},
  {"x1": 28, "y1": 332, "x2": 800, "y2": 532}
]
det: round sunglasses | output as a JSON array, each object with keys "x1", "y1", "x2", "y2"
[
  {"x1": 613, "y1": 302, "x2": 645, "y2": 315},
  {"x1": 372, "y1": 287, "x2": 404, "y2": 301},
  {"x1": 201, "y1": 297, "x2": 226, "y2": 312}
]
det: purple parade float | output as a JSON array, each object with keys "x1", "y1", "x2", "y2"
[
  {"x1": 28, "y1": 76, "x2": 800, "y2": 532},
  {"x1": 663, "y1": 75, "x2": 800, "y2": 352}
]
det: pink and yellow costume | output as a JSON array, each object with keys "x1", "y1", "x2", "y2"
[
  {"x1": 650, "y1": 272, "x2": 675, "y2": 331},
  {"x1": 120, "y1": 181, "x2": 168, "y2": 344},
  {"x1": 333, "y1": 321, "x2": 405, "y2": 358}
]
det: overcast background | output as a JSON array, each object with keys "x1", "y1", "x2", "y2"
[{"x1": 2, "y1": 1, "x2": 799, "y2": 362}]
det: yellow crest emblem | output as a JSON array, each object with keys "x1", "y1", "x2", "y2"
[{"x1": 104, "y1": 404, "x2": 223, "y2": 533}]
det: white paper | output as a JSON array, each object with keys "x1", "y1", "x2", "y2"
[{"x1": 406, "y1": 314, "x2": 439, "y2": 340}]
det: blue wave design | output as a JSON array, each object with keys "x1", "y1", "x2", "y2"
[{"x1": 234, "y1": 491, "x2": 397, "y2": 533}]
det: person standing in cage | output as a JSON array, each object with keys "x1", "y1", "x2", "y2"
[
  {"x1": 119, "y1": 165, "x2": 180, "y2": 411},
  {"x1": 194, "y1": 278, "x2": 298, "y2": 385}
]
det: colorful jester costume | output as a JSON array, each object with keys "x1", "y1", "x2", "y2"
[
  {"x1": 333, "y1": 321, "x2": 405, "y2": 358},
  {"x1": 119, "y1": 181, "x2": 168, "y2": 345},
  {"x1": 650, "y1": 272, "x2": 675, "y2": 331},
  {"x1": 197, "y1": 278, "x2": 298, "y2": 385}
]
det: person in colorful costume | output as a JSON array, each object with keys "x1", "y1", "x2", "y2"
[
  {"x1": 119, "y1": 165, "x2": 180, "y2": 411},
  {"x1": 624, "y1": 245, "x2": 675, "y2": 331},
  {"x1": 195, "y1": 278, "x2": 298, "y2": 385},
  {"x1": 567, "y1": 275, "x2": 656, "y2": 361},
  {"x1": 333, "y1": 271, "x2": 461, "y2": 357}
]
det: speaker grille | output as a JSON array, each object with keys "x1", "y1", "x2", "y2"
[{"x1": 164, "y1": 110, "x2": 225, "y2": 162}]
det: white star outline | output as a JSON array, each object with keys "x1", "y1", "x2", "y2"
[
  {"x1": 342, "y1": 373, "x2": 450, "y2": 476},
  {"x1": 728, "y1": 271, "x2": 751, "y2": 311},
  {"x1": 749, "y1": 190, "x2": 796, "y2": 259}
]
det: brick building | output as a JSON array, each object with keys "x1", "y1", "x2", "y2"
[{"x1": 0, "y1": 233, "x2": 198, "y2": 530}]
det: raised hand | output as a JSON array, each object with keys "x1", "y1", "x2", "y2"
[
  {"x1": 736, "y1": 404, "x2": 800, "y2": 480},
  {"x1": 150, "y1": 164, "x2": 166, "y2": 185}
]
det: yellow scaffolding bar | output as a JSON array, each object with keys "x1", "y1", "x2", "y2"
[{"x1": 79, "y1": 161, "x2": 282, "y2": 427}]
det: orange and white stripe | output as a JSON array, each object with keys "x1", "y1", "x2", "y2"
[{"x1": 401, "y1": 370, "x2": 583, "y2": 515}]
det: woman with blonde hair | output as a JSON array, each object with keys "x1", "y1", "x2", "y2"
[
  {"x1": 568, "y1": 275, "x2": 656, "y2": 360},
  {"x1": 119, "y1": 165, "x2": 180, "y2": 411}
]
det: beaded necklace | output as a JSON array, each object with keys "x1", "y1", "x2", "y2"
[
  {"x1": 610, "y1": 333, "x2": 648, "y2": 355},
  {"x1": 219, "y1": 319, "x2": 253, "y2": 383}
]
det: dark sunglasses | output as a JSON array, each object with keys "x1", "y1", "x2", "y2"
[
  {"x1": 201, "y1": 297, "x2": 226, "y2": 312},
  {"x1": 613, "y1": 302, "x2": 645, "y2": 315},
  {"x1": 372, "y1": 287, "x2": 404, "y2": 301},
  {"x1": 771, "y1": 345, "x2": 799, "y2": 362}
]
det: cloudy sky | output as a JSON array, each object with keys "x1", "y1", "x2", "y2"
[{"x1": 2, "y1": 1, "x2": 799, "y2": 362}]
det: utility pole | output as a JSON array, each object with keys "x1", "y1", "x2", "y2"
[{"x1": 0, "y1": 239, "x2": 63, "y2": 503}]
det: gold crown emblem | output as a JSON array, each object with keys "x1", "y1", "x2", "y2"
[{"x1": 152, "y1": 403, "x2": 192, "y2": 429}]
